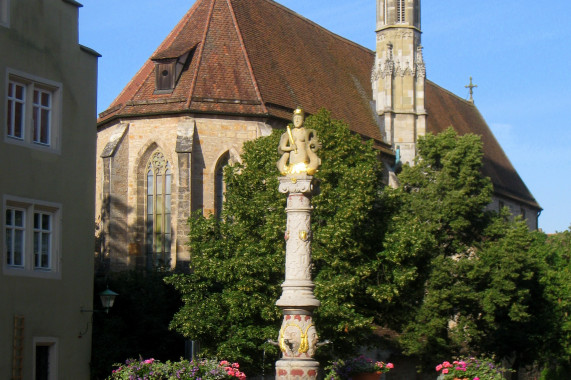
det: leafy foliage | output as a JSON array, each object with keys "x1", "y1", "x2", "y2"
[
  {"x1": 166, "y1": 110, "x2": 386, "y2": 374},
  {"x1": 379, "y1": 129, "x2": 556, "y2": 370},
  {"x1": 372, "y1": 128, "x2": 494, "y2": 329},
  {"x1": 165, "y1": 120, "x2": 569, "y2": 375},
  {"x1": 532, "y1": 228, "x2": 571, "y2": 372},
  {"x1": 107, "y1": 358, "x2": 246, "y2": 380},
  {"x1": 434, "y1": 356, "x2": 513, "y2": 379},
  {"x1": 324, "y1": 355, "x2": 394, "y2": 380}
]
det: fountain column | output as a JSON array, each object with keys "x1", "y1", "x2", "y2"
[
  {"x1": 275, "y1": 175, "x2": 320, "y2": 380},
  {"x1": 274, "y1": 107, "x2": 322, "y2": 380}
]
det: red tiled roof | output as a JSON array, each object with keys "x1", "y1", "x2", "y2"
[
  {"x1": 99, "y1": 0, "x2": 381, "y2": 141},
  {"x1": 98, "y1": 0, "x2": 539, "y2": 210}
]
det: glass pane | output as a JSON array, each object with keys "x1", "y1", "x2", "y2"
[
  {"x1": 40, "y1": 109, "x2": 50, "y2": 143},
  {"x1": 156, "y1": 195, "x2": 163, "y2": 215},
  {"x1": 147, "y1": 170, "x2": 153, "y2": 194},
  {"x1": 147, "y1": 195, "x2": 153, "y2": 214},
  {"x1": 14, "y1": 102, "x2": 24, "y2": 138},
  {"x1": 8, "y1": 82, "x2": 13, "y2": 97},
  {"x1": 146, "y1": 220, "x2": 153, "y2": 243},
  {"x1": 34, "y1": 213, "x2": 40, "y2": 229},
  {"x1": 42, "y1": 214, "x2": 50, "y2": 230},
  {"x1": 6, "y1": 229, "x2": 12, "y2": 264},
  {"x1": 14, "y1": 230, "x2": 24, "y2": 266},
  {"x1": 34, "y1": 89, "x2": 40, "y2": 104},
  {"x1": 165, "y1": 173, "x2": 172, "y2": 194},
  {"x1": 155, "y1": 217, "x2": 162, "y2": 232},
  {"x1": 33, "y1": 106, "x2": 40, "y2": 140},
  {"x1": 34, "y1": 231, "x2": 40, "y2": 254},
  {"x1": 42, "y1": 92, "x2": 50, "y2": 107},
  {"x1": 6, "y1": 99, "x2": 12, "y2": 136},
  {"x1": 15, "y1": 84, "x2": 24, "y2": 99},
  {"x1": 155, "y1": 233, "x2": 162, "y2": 253},
  {"x1": 6, "y1": 209, "x2": 12, "y2": 225},
  {"x1": 156, "y1": 174, "x2": 163, "y2": 195},
  {"x1": 14, "y1": 250, "x2": 22, "y2": 267},
  {"x1": 165, "y1": 194, "x2": 171, "y2": 208},
  {"x1": 42, "y1": 234, "x2": 50, "y2": 267},
  {"x1": 15, "y1": 210, "x2": 23, "y2": 227},
  {"x1": 165, "y1": 214, "x2": 171, "y2": 234},
  {"x1": 42, "y1": 253, "x2": 49, "y2": 268},
  {"x1": 165, "y1": 234, "x2": 171, "y2": 253}
]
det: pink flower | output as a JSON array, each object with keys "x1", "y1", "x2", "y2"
[
  {"x1": 220, "y1": 360, "x2": 230, "y2": 366},
  {"x1": 386, "y1": 363, "x2": 394, "y2": 369},
  {"x1": 143, "y1": 359, "x2": 154, "y2": 364},
  {"x1": 442, "y1": 368, "x2": 449, "y2": 374},
  {"x1": 473, "y1": 378, "x2": 480, "y2": 380},
  {"x1": 443, "y1": 361, "x2": 452, "y2": 368},
  {"x1": 232, "y1": 363, "x2": 240, "y2": 368},
  {"x1": 436, "y1": 364, "x2": 443, "y2": 371}
]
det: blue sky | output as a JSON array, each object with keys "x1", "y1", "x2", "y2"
[{"x1": 78, "y1": 0, "x2": 571, "y2": 233}]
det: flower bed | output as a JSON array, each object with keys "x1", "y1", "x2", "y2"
[
  {"x1": 325, "y1": 355, "x2": 394, "y2": 380},
  {"x1": 107, "y1": 358, "x2": 246, "y2": 380},
  {"x1": 435, "y1": 357, "x2": 513, "y2": 380}
]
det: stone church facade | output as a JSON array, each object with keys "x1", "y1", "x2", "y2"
[{"x1": 95, "y1": 0, "x2": 541, "y2": 272}]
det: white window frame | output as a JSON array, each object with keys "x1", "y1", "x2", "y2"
[
  {"x1": 5, "y1": 206, "x2": 26, "y2": 267},
  {"x1": 5, "y1": 69, "x2": 62, "y2": 153},
  {"x1": 0, "y1": 0, "x2": 10, "y2": 28},
  {"x1": 33, "y1": 337, "x2": 59, "y2": 380},
  {"x1": 3, "y1": 195, "x2": 62, "y2": 279}
]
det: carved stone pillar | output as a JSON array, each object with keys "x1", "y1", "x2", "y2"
[{"x1": 275, "y1": 175, "x2": 320, "y2": 380}]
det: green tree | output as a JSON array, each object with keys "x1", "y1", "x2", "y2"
[
  {"x1": 370, "y1": 128, "x2": 494, "y2": 329},
  {"x1": 533, "y1": 227, "x2": 571, "y2": 377},
  {"x1": 166, "y1": 110, "x2": 386, "y2": 374},
  {"x1": 376, "y1": 129, "x2": 555, "y2": 371}
]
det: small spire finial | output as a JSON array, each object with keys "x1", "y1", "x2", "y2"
[{"x1": 465, "y1": 77, "x2": 478, "y2": 103}]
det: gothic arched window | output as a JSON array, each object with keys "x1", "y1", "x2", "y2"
[
  {"x1": 146, "y1": 151, "x2": 172, "y2": 267},
  {"x1": 214, "y1": 152, "x2": 229, "y2": 219}
]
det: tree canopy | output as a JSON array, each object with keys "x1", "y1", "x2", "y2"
[{"x1": 166, "y1": 112, "x2": 568, "y2": 375}]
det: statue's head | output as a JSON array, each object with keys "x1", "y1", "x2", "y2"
[{"x1": 293, "y1": 107, "x2": 305, "y2": 128}]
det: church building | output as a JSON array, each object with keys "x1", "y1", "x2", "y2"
[{"x1": 95, "y1": 0, "x2": 541, "y2": 272}]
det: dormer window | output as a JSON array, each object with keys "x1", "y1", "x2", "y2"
[
  {"x1": 152, "y1": 47, "x2": 195, "y2": 94},
  {"x1": 155, "y1": 61, "x2": 176, "y2": 93}
]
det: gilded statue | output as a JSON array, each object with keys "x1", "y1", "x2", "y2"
[{"x1": 277, "y1": 108, "x2": 321, "y2": 175}]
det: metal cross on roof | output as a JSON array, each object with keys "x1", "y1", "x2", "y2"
[{"x1": 465, "y1": 76, "x2": 478, "y2": 103}]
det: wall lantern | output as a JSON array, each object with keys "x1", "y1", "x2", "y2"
[
  {"x1": 98, "y1": 288, "x2": 119, "y2": 313},
  {"x1": 80, "y1": 287, "x2": 119, "y2": 314}
]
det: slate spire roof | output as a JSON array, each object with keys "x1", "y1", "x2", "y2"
[{"x1": 98, "y1": 0, "x2": 540, "y2": 210}]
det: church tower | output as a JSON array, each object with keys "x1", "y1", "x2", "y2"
[{"x1": 373, "y1": 0, "x2": 426, "y2": 165}]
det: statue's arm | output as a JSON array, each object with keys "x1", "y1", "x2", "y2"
[{"x1": 279, "y1": 132, "x2": 293, "y2": 152}]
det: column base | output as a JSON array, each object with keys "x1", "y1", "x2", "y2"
[{"x1": 275, "y1": 359, "x2": 319, "y2": 380}]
